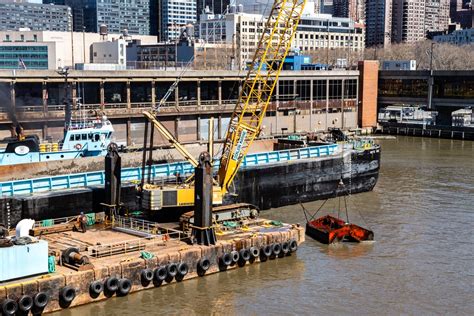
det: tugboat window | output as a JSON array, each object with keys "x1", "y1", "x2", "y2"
[
  {"x1": 94, "y1": 134, "x2": 100, "y2": 141},
  {"x1": 75, "y1": 134, "x2": 80, "y2": 141},
  {"x1": 81, "y1": 134, "x2": 87, "y2": 140},
  {"x1": 69, "y1": 135, "x2": 74, "y2": 141}
]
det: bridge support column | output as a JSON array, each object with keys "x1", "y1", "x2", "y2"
[
  {"x1": 326, "y1": 78, "x2": 329, "y2": 130},
  {"x1": 197, "y1": 115, "x2": 201, "y2": 141},
  {"x1": 175, "y1": 84, "x2": 179, "y2": 108},
  {"x1": 151, "y1": 81, "x2": 156, "y2": 107},
  {"x1": 218, "y1": 114, "x2": 222, "y2": 140},
  {"x1": 197, "y1": 81, "x2": 201, "y2": 107},
  {"x1": 126, "y1": 81, "x2": 131, "y2": 109},
  {"x1": 126, "y1": 118, "x2": 132, "y2": 147},
  {"x1": 341, "y1": 79, "x2": 345, "y2": 129},
  {"x1": 100, "y1": 81, "x2": 105, "y2": 111},
  {"x1": 218, "y1": 80, "x2": 222, "y2": 106},
  {"x1": 42, "y1": 81, "x2": 48, "y2": 139},
  {"x1": 72, "y1": 81, "x2": 77, "y2": 108},
  {"x1": 10, "y1": 82, "x2": 15, "y2": 118}
]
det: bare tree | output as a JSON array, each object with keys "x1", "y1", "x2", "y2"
[{"x1": 364, "y1": 41, "x2": 474, "y2": 70}]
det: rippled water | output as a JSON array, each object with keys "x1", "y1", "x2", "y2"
[{"x1": 56, "y1": 137, "x2": 474, "y2": 315}]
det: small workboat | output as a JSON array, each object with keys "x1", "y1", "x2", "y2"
[{"x1": 305, "y1": 214, "x2": 374, "y2": 244}]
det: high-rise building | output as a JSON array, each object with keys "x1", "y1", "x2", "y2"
[
  {"x1": 322, "y1": 0, "x2": 334, "y2": 14},
  {"x1": 391, "y1": 0, "x2": 449, "y2": 44},
  {"x1": 160, "y1": 0, "x2": 197, "y2": 41},
  {"x1": 391, "y1": 0, "x2": 425, "y2": 43},
  {"x1": 64, "y1": 0, "x2": 151, "y2": 35},
  {"x1": 450, "y1": 0, "x2": 473, "y2": 28},
  {"x1": 333, "y1": 0, "x2": 364, "y2": 21},
  {"x1": 425, "y1": 1, "x2": 450, "y2": 33},
  {"x1": 0, "y1": 0, "x2": 72, "y2": 32},
  {"x1": 365, "y1": 0, "x2": 392, "y2": 47}
]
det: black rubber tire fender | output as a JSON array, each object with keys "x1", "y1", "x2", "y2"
[
  {"x1": 239, "y1": 248, "x2": 251, "y2": 262},
  {"x1": 249, "y1": 246, "x2": 260, "y2": 258},
  {"x1": 1, "y1": 298, "x2": 18, "y2": 316},
  {"x1": 59, "y1": 286, "x2": 76, "y2": 304},
  {"x1": 117, "y1": 278, "x2": 132, "y2": 296},
  {"x1": 154, "y1": 266, "x2": 167, "y2": 282},
  {"x1": 33, "y1": 292, "x2": 49, "y2": 309},
  {"x1": 220, "y1": 252, "x2": 232, "y2": 266},
  {"x1": 272, "y1": 243, "x2": 282, "y2": 256},
  {"x1": 230, "y1": 250, "x2": 240, "y2": 263},
  {"x1": 18, "y1": 295, "x2": 33, "y2": 313},
  {"x1": 197, "y1": 257, "x2": 211, "y2": 272},
  {"x1": 141, "y1": 268, "x2": 154, "y2": 282},
  {"x1": 105, "y1": 276, "x2": 119, "y2": 293},
  {"x1": 167, "y1": 263, "x2": 178, "y2": 277},
  {"x1": 289, "y1": 239, "x2": 298, "y2": 252},
  {"x1": 177, "y1": 262, "x2": 189, "y2": 276},
  {"x1": 261, "y1": 245, "x2": 272, "y2": 257},
  {"x1": 89, "y1": 280, "x2": 104, "y2": 296},
  {"x1": 281, "y1": 241, "x2": 290, "y2": 254}
]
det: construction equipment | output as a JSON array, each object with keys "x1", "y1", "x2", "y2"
[{"x1": 141, "y1": 0, "x2": 307, "y2": 211}]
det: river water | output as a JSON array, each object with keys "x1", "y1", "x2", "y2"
[{"x1": 55, "y1": 137, "x2": 474, "y2": 315}]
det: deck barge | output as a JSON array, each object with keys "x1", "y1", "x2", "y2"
[{"x1": 0, "y1": 215, "x2": 303, "y2": 314}]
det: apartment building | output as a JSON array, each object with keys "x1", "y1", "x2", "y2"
[
  {"x1": 200, "y1": 4, "x2": 364, "y2": 68},
  {"x1": 365, "y1": 0, "x2": 392, "y2": 47},
  {"x1": 160, "y1": 0, "x2": 197, "y2": 41},
  {"x1": 333, "y1": 0, "x2": 364, "y2": 22},
  {"x1": 392, "y1": 0, "x2": 450, "y2": 44},
  {"x1": 0, "y1": 0, "x2": 72, "y2": 32}
]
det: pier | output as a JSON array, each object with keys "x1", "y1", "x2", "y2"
[
  {"x1": 377, "y1": 122, "x2": 474, "y2": 140},
  {"x1": 0, "y1": 69, "x2": 361, "y2": 144}
]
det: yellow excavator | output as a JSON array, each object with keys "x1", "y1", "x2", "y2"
[{"x1": 140, "y1": 0, "x2": 307, "y2": 212}]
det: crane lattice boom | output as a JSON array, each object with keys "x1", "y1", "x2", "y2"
[{"x1": 218, "y1": 0, "x2": 306, "y2": 194}]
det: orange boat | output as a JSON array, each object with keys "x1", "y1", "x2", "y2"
[{"x1": 305, "y1": 215, "x2": 374, "y2": 244}]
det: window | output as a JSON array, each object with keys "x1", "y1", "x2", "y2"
[{"x1": 313, "y1": 80, "x2": 327, "y2": 100}]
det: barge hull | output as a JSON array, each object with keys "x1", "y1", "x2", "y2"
[
  {"x1": 229, "y1": 146, "x2": 380, "y2": 210},
  {"x1": 0, "y1": 226, "x2": 304, "y2": 314},
  {"x1": 0, "y1": 147, "x2": 380, "y2": 227}
]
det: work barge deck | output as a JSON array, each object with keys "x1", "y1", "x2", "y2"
[{"x1": 0, "y1": 215, "x2": 304, "y2": 314}]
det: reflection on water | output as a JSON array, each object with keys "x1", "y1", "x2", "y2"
[{"x1": 55, "y1": 137, "x2": 474, "y2": 315}]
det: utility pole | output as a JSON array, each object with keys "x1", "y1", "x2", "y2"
[{"x1": 427, "y1": 42, "x2": 435, "y2": 110}]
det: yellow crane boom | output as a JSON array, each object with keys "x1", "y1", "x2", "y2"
[
  {"x1": 217, "y1": 0, "x2": 307, "y2": 194},
  {"x1": 140, "y1": 0, "x2": 306, "y2": 211}
]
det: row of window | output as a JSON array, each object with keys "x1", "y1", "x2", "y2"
[{"x1": 0, "y1": 46, "x2": 47, "y2": 52}]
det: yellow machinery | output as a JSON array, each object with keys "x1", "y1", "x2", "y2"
[{"x1": 141, "y1": 0, "x2": 307, "y2": 211}]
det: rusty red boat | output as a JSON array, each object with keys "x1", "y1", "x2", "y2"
[{"x1": 305, "y1": 215, "x2": 374, "y2": 244}]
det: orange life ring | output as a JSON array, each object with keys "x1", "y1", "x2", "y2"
[{"x1": 75, "y1": 143, "x2": 82, "y2": 150}]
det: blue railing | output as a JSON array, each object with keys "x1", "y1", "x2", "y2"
[{"x1": 0, "y1": 144, "x2": 338, "y2": 196}]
